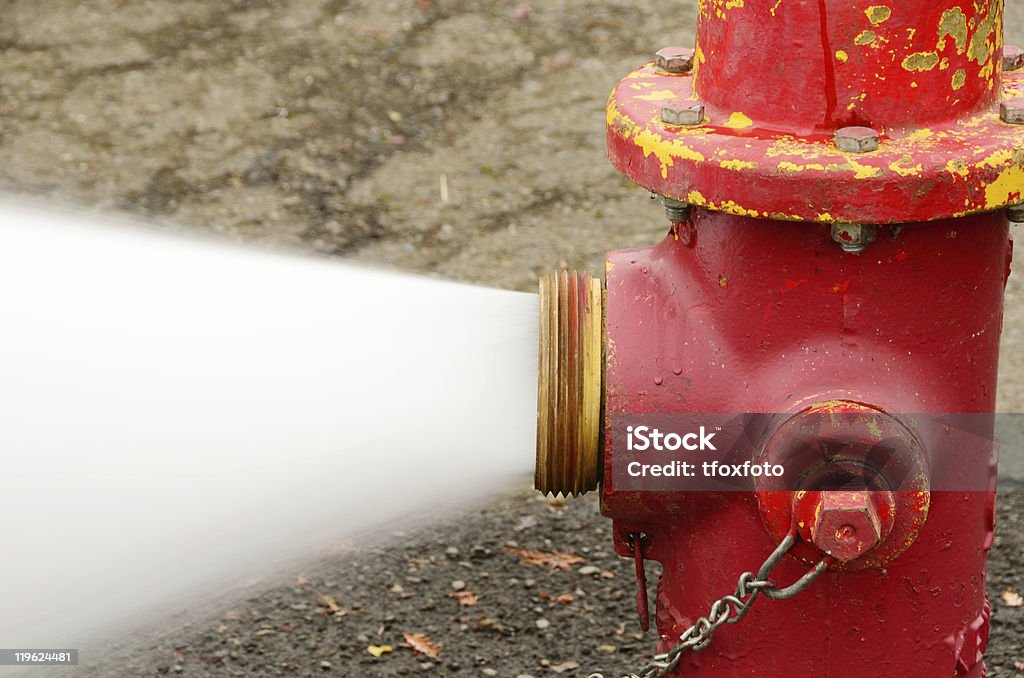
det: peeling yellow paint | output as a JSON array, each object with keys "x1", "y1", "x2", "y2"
[
  {"x1": 902, "y1": 51, "x2": 940, "y2": 72},
  {"x1": 905, "y1": 128, "x2": 934, "y2": 142},
  {"x1": 777, "y1": 160, "x2": 827, "y2": 172},
  {"x1": 976, "y1": 148, "x2": 1013, "y2": 170},
  {"x1": 635, "y1": 89, "x2": 678, "y2": 101},
  {"x1": 629, "y1": 82, "x2": 657, "y2": 90},
  {"x1": 946, "y1": 159, "x2": 969, "y2": 178},
  {"x1": 769, "y1": 0, "x2": 782, "y2": 17},
  {"x1": 632, "y1": 127, "x2": 706, "y2": 178},
  {"x1": 720, "y1": 158, "x2": 756, "y2": 171},
  {"x1": 847, "y1": 160, "x2": 883, "y2": 179},
  {"x1": 979, "y1": 58, "x2": 994, "y2": 83},
  {"x1": 723, "y1": 111, "x2": 753, "y2": 129},
  {"x1": 817, "y1": 212, "x2": 834, "y2": 222},
  {"x1": 952, "y1": 69, "x2": 967, "y2": 90},
  {"x1": 855, "y1": 30, "x2": 877, "y2": 46},
  {"x1": 888, "y1": 158, "x2": 924, "y2": 177},
  {"x1": 968, "y1": 2, "x2": 997, "y2": 66},
  {"x1": 937, "y1": 8, "x2": 968, "y2": 54},
  {"x1": 866, "y1": 6, "x2": 891, "y2": 25},
  {"x1": 836, "y1": 49, "x2": 848, "y2": 64}
]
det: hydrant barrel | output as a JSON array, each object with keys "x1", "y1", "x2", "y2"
[{"x1": 693, "y1": 1, "x2": 1003, "y2": 134}]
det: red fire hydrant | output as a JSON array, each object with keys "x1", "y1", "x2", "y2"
[{"x1": 536, "y1": 1, "x2": 1020, "y2": 675}]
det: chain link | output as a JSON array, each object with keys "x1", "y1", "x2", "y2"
[{"x1": 588, "y1": 532, "x2": 830, "y2": 678}]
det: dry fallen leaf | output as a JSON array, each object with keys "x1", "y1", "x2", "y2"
[
  {"x1": 504, "y1": 546, "x2": 584, "y2": 570},
  {"x1": 367, "y1": 645, "x2": 392, "y2": 658},
  {"x1": 449, "y1": 591, "x2": 479, "y2": 606},
  {"x1": 1013, "y1": 658, "x2": 1024, "y2": 672},
  {"x1": 295, "y1": 575, "x2": 310, "y2": 587},
  {"x1": 539, "y1": 592, "x2": 575, "y2": 603},
  {"x1": 1002, "y1": 589, "x2": 1024, "y2": 608},
  {"x1": 476, "y1": 617, "x2": 503, "y2": 632},
  {"x1": 403, "y1": 632, "x2": 441, "y2": 658},
  {"x1": 316, "y1": 592, "x2": 343, "y2": 615}
]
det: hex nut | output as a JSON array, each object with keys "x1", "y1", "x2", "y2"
[
  {"x1": 1005, "y1": 45, "x2": 1024, "y2": 72},
  {"x1": 655, "y1": 47, "x2": 695, "y2": 74},
  {"x1": 834, "y1": 126, "x2": 880, "y2": 153},
  {"x1": 661, "y1": 197, "x2": 692, "y2": 223},
  {"x1": 831, "y1": 223, "x2": 877, "y2": 254},
  {"x1": 1000, "y1": 99, "x2": 1024, "y2": 125},
  {"x1": 661, "y1": 104, "x2": 704, "y2": 126},
  {"x1": 811, "y1": 491, "x2": 884, "y2": 562}
]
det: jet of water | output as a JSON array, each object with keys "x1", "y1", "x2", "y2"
[{"x1": 0, "y1": 200, "x2": 537, "y2": 651}]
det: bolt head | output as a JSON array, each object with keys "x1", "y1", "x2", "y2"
[
  {"x1": 1001, "y1": 99, "x2": 1024, "y2": 125},
  {"x1": 655, "y1": 47, "x2": 695, "y2": 74},
  {"x1": 811, "y1": 491, "x2": 884, "y2": 562},
  {"x1": 1005, "y1": 45, "x2": 1024, "y2": 72},
  {"x1": 661, "y1": 103, "x2": 704, "y2": 126},
  {"x1": 831, "y1": 223, "x2": 877, "y2": 254},
  {"x1": 834, "y1": 126, "x2": 880, "y2": 153},
  {"x1": 1007, "y1": 203, "x2": 1024, "y2": 223}
]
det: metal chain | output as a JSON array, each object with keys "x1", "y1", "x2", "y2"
[{"x1": 588, "y1": 532, "x2": 831, "y2": 678}]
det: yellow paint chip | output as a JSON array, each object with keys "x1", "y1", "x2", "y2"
[
  {"x1": 952, "y1": 69, "x2": 967, "y2": 90},
  {"x1": 836, "y1": 50, "x2": 848, "y2": 63},
  {"x1": 630, "y1": 127, "x2": 706, "y2": 179},
  {"x1": 723, "y1": 111, "x2": 753, "y2": 129},
  {"x1": 635, "y1": 89, "x2": 678, "y2": 102},
  {"x1": 937, "y1": 8, "x2": 968, "y2": 54},
  {"x1": 855, "y1": 30, "x2": 877, "y2": 46},
  {"x1": 888, "y1": 159, "x2": 923, "y2": 177},
  {"x1": 720, "y1": 158, "x2": 756, "y2": 170},
  {"x1": 902, "y1": 51, "x2": 940, "y2": 72},
  {"x1": 865, "y1": 6, "x2": 891, "y2": 25},
  {"x1": 848, "y1": 160, "x2": 883, "y2": 179},
  {"x1": 984, "y1": 165, "x2": 1024, "y2": 208}
]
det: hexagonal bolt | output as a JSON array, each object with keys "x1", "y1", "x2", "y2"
[
  {"x1": 811, "y1": 490, "x2": 890, "y2": 562},
  {"x1": 831, "y1": 223, "x2": 877, "y2": 254},
  {"x1": 1005, "y1": 45, "x2": 1024, "y2": 72},
  {"x1": 834, "y1": 126, "x2": 880, "y2": 153},
  {"x1": 661, "y1": 197, "x2": 692, "y2": 223},
  {"x1": 662, "y1": 103, "x2": 705, "y2": 126},
  {"x1": 1000, "y1": 99, "x2": 1024, "y2": 125},
  {"x1": 655, "y1": 47, "x2": 695, "y2": 74},
  {"x1": 1007, "y1": 203, "x2": 1024, "y2": 223}
]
